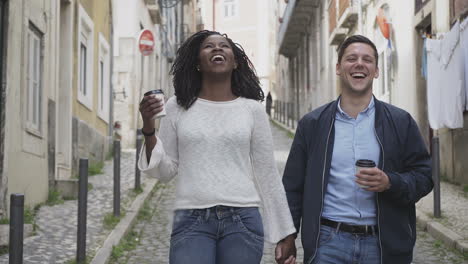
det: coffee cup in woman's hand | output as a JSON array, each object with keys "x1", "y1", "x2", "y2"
[{"x1": 139, "y1": 89, "x2": 166, "y2": 122}]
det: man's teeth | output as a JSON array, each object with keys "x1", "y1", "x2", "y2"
[{"x1": 352, "y1": 73, "x2": 366, "y2": 78}]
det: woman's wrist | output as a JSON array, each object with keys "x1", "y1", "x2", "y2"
[
  {"x1": 142, "y1": 120, "x2": 155, "y2": 135},
  {"x1": 141, "y1": 127, "x2": 155, "y2": 137}
]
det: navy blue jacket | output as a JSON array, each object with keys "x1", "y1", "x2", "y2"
[{"x1": 282, "y1": 97, "x2": 433, "y2": 264}]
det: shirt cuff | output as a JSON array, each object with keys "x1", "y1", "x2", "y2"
[{"x1": 137, "y1": 136, "x2": 165, "y2": 172}]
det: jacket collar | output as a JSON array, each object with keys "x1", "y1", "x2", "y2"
[{"x1": 330, "y1": 94, "x2": 383, "y2": 122}]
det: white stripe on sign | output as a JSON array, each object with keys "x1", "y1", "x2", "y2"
[{"x1": 140, "y1": 40, "x2": 154, "y2": 46}]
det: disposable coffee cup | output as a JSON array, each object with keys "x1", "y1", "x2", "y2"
[
  {"x1": 144, "y1": 89, "x2": 166, "y2": 119},
  {"x1": 355, "y1": 159, "x2": 376, "y2": 188}
]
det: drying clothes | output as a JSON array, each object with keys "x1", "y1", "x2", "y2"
[
  {"x1": 426, "y1": 21, "x2": 464, "y2": 129},
  {"x1": 461, "y1": 18, "x2": 468, "y2": 110},
  {"x1": 440, "y1": 21, "x2": 464, "y2": 128},
  {"x1": 426, "y1": 38, "x2": 443, "y2": 129},
  {"x1": 421, "y1": 38, "x2": 427, "y2": 80}
]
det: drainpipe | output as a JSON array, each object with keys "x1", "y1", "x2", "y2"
[
  {"x1": 212, "y1": 0, "x2": 215, "y2": 30},
  {"x1": 0, "y1": 0, "x2": 7, "y2": 217},
  {"x1": 180, "y1": 0, "x2": 184, "y2": 42},
  {"x1": 109, "y1": 0, "x2": 114, "y2": 144},
  {"x1": 357, "y1": 0, "x2": 362, "y2": 34}
]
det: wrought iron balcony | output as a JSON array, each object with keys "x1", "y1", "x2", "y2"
[
  {"x1": 329, "y1": 0, "x2": 359, "y2": 45},
  {"x1": 145, "y1": 0, "x2": 162, "y2": 24},
  {"x1": 278, "y1": 0, "x2": 319, "y2": 57}
]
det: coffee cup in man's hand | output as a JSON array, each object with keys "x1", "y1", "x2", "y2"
[{"x1": 355, "y1": 159, "x2": 376, "y2": 188}]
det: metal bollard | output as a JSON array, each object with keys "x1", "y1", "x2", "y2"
[
  {"x1": 77, "y1": 158, "x2": 88, "y2": 263},
  {"x1": 273, "y1": 100, "x2": 276, "y2": 120},
  {"x1": 135, "y1": 129, "x2": 143, "y2": 190},
  {"x1": 292, "y1": 101, "x2": 296, "y2": 129},
  {"x1": 113, "y1": 140, "x2": 121, "y2": 217},
  {"x1": 9, "y1": 194, "x2": 24, "y2": 264},
  {"x1": 281, "y1": 101, "x2": 285, "y2": 124},
  {"x1": 432, "y1": 136, "x2": 441, "y2": 218}
]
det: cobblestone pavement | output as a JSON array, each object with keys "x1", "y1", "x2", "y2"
[
  {"x1": 114, "y1": 123, "x2": 467, "y2": 264},
  {"x1": 417, "y1": 181, "x2": 468, "y2": 241},
  {"x1": 0, "y1": 150, "x2": 138, "y2": 264}
]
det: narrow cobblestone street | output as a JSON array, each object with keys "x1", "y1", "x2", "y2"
[
  {"x1": 112, "y1": 123, "x2": 467, "y2": 264},
  {"x1": 0, "y1": 151, "x2": 138, "y2": 264}
]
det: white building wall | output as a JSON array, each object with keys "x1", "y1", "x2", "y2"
[
  {"x1": 200, "y1": 0, "x2": 278, "y2": 96},
  {"x1": 113, "y1": 0, "x2": 161, "y2": 148}
]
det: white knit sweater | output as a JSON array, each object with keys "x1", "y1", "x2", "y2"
[{"x1": 138, "y1": 96, "x2": 296, "y2": 243}]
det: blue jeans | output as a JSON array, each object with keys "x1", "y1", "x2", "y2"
[
  {"x1": 311, "y1": 225, "x2": 380, "y2": 264},
  {"x1": 169, "y1": 206, "x2": 264, "y2": 264}
]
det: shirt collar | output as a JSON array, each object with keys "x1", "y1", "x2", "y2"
[{"x1": 337, "y1": 96, "x2": 375, "y2": 119}]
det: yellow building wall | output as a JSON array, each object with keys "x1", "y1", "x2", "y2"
[{"x1": 73, "y1": 0, "x2": 111, "y2": 138}]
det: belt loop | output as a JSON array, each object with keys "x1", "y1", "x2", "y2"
[
  {"x1": 230, "y1": 207, "x2": 236, "y2": 221},
  {"x1": 365, "y1": 225, "x2": 368, "y2": 234},
  {"x1": 336, "y1": 222, "x2": 341, "y2": 233},
  {"x1": 205, "y1": 208, "x2": 211, "y2": 221}
]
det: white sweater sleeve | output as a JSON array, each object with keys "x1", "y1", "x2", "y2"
[
  {"x1": 249, "y1": 102, "x2": 296, "y2": 243},
  {"x1": 138, "y1": 97, "x2": 179, "y2": 183}
]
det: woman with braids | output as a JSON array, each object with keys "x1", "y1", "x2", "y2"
[{"x1": 138, "y1": 30, "x2": 296, "y2": 264}]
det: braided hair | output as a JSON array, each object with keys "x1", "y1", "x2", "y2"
[{"x1": 170, "y1": 30, "x2": 264, "y2": 109}]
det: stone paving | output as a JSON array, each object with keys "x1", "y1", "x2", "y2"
[
  {"x1": 0, "y1": 150, "x2": 139, "y2": 264},
  {"x1": 112, "y1": 123, "x2": 467, "y2": 264},
  {"x1": 416, "y1": 181, "x2": 468, "y2": 241}
]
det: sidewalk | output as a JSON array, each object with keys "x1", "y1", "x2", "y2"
[
  {"x1": 271, "y1": 118, "x2": 468, "y2": 257},
  {"x1": 0, "y1": 150, "x2": 155, "y2": 264},
  {"x1": 416, "y1": 182, "x2": 468, "y2": 255}
]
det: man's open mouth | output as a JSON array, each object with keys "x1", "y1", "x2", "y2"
[{"x1": 351, "y1": 72, "x2": 367, "y2": 79}]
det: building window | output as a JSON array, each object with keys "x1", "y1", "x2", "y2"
[
  {"x1": 77, "y1": 5, "x2": 94, "y2": 110},
  {"x1": 98, "y1": 33, "x2": 110, "y2": 123},
  {"x1": 79, "y1": 43, "x2": 87, "y2": 96},
  {"x1": 26, "y1": 23, "x2": 43, "y2": 133},
  {"x1": 223, "y1": 0, "x2": 237, "y2": 18}
]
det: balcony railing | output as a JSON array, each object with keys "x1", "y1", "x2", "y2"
[
  {"x1": 415, "y1": 0, "x2": 430, "y2": 14},
  {"x1": 272, "y1": 100, "x2": 297, "y2": 130},
  {"x1": 278, "y1": 0, "x2": 319, "y2": 57},
  {"x1": 329, "y1": 0, "x2": 358, "y2": 45},
  {"x1": 146, "y1": 0, "x2": 162, "y2": 24}
]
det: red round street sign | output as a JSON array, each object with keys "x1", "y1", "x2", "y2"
[{"x1": 138, "y1": 29, "x2": 155, "y2": 56}]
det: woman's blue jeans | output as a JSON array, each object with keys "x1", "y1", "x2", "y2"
[{"x1": 169, "y1": 206, "x2": 264, "y2": 264}]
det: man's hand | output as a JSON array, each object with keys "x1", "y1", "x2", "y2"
[
  {"x1": 355, "y1": 167, "x2": 391, "y2": 192},
  {"x1": 275, "y1": 234, "x2": 297, "y2": 264}
]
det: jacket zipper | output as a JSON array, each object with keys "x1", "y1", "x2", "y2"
[
  {"x1": 374, "y1": 127, "x2": 384, "y2": 264},
  {"x1": 307, "y1": 118, "x2": 335, "y2": 264}
]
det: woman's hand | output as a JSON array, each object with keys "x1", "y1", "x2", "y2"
[
  {"x1": 139, "y1": 95, "x2": 164, "y2": 124},
  {"x1": 139, "y1": 95, "x2": 163, "y2": 161}
]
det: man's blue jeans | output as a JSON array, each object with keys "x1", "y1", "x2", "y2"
[
  {"x1": 169, "y1": 206, "x2": 264, "y2": 264},
  {"x1": 311, "y1": 225, "x2": 380, "y2": 264}
]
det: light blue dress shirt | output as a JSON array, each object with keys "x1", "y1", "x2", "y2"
[{"x1": 321, "y1": 97, "x2": 380, "y2": 225}]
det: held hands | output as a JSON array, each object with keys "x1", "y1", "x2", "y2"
[
  {"x1": 355, "y1": 167, "x2": 391, "y2": 192},
  {"x1": 275, "y1": 234, "x2": 297, "y2": 264}
]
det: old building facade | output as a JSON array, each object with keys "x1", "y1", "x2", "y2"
[
  {"x1": 275, "y1": 0, "x2": 468, "y2": 184},
  {"x1": 0, "y1": 0, "x2": 114, "y2": 216}
]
